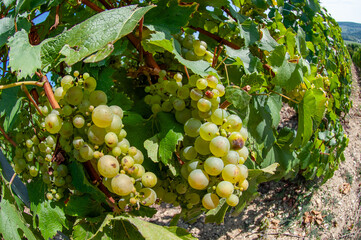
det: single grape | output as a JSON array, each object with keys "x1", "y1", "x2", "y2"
[
  {"x1": 45, "y1": 113, "x2": 63, "y2": 134},
  {"x1": 161, "y1": 101, "x2": 173, "y2": 112},
  {"x1": 121, "y1": 155, "x2": 134, "y2": 168},
  {"x1": 194, "y1": 136, "x2": 211, "y2": 155},
  {"x1": 226, "y1": 194, "x2": 239, "y2": 207},
  {"x1": 118, "y1": 138, "x2": 130, "y2": 153},
  {"x1": 237, "y1": 164, "x2": 248, "y2": 182},
  {"x1": 222, "y1": 164, "x2": 241, "y2": 183},
  {"x1": 54, "y1": 177, "x2": 65, "y2": 187},
  {"x1": 60, "y1": 121, "x2": 73, "y2": 137},
  {"x1": 29, "y1": 166, "x2": 38, "y2": 177},
  {"x1": 182, "y1": 146, "x2": 197, "y2": 160},
  {"x1": 211, "y1": 108, "x2": 229, "y2": 125},
  {"x1": 202, "y1": 193, "x2": 219, "y2": 210},
  {"x1": 240, "y1": 127, "x2": 248, "y2": 141},
  {"x1": 174, "y1": 72, "x2": 183, "y2": 82},
  {"x1": 173, "y1": 98, "x2": 186, "y2": 111},
  {"x1": 54, "y1": 87, "x2": 65, "y2": 101},
  {"x1": 222, "y1": 150, "x2": 241, "y2": 165},
  {"x1": 79, "y1": 144, "x2": 94, "y2": 160},
  {"x1": 239, "y1": 179, "x2": 249, "y2": 191},
  {"x1": 187, "y1": 159, "x2": 203, "y2": 172},
  {"x1": 196, "y1": 78, "x2": 208, "y2": 90},
  {"x1": 188, "y1": 169, "x2": 209, "y2": 190},
  {"x1": 105, "y1": 115, "x2": 123, "y2": 135},
  {"x1": 175, "y1": 109, "x2": 192, "y2": 124},
  {"x1": 216, "y1": 181, "x2": 234, "y2": 198},
  {"x1": 73, "y1": 137, "x2": 84, "y2": 149},
  {"x1": 190, "y1": 88, "x2": 203, "y2": 101},
  {"x1": 206, "y1": 75, "x2": 218, "y2": 89},
  {"x1": 141, "y1": 172, "x2": 157, "y2": 188},
  {"x1": 97, "y1": 155, "x2": 120, "y2": 178},
  {"x1": 132, "y1": 150, "x2": 144, "y2": 164},
  {"x1": 61, "y1": 75, "x2": 74, "y2": 91},
  {"x1": 92, "y1": 105, "x2": 113, "y2": 128},
  {"x1": 88, "y1": 125, "x2": 106, "y2": 145},
  {"x1": 222, "y1": 115, "x2": 243, "y2": 132},
  {"x1": 228, "y1": 132, "x2": 245, "y2": 150},
  {"x1": 84, "y1": 77, "x2": 97, "y2": 92},
  {"x1": 197, "y1": 98, "x2": 212, "y2": 112},
  {"x1": 177, "y1": 86, "x2": 190, "y2": 99},
  {"x1": 111, "y1": 174, "x2": 134, "y2": 196},
  {"x1": 104, "y1": 132, "x2": 118, "y2": 148},
  {"x1": 89, "y1": 90, "x2": 107, "y2": 106},
  {"x1": 65, "y1": 86, "x2": 83, "y2": 106},
  {"x1": 209, "y1": 136, "x2": 230, "y2": 157},
  {"x1": 216, "y1": 84, "x2": 225, "y2": 97},
  {"x1": 176, "y1": 183, "x2": 188, "y2": 194},
  {"x1": 237, "y1": 146, "x2": 249, "y2": 161},
  {"x1": 130, "y1": 164, "x2": 145, "y2": 179},
  {"x1": 185, "y1": 192, "x2": 200, "y2": 205},
  {"x1": 199, "y1": 122, "x2": 219, "y2": 141},
  {"x1": 139, "y1": 188, "x2": 157, "y2": 206},
  {"x1": 109, "y1": 105, "x2": 124, "y2": 119},
  {"x1": 184, "y1": 118, "x2": 202, "y2": 137},
  {"x1": 204, "y1": 156, "x2": 224, "y2": 176}
]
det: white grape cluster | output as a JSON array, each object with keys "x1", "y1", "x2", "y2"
[{"x1": 176, "y1": 33, "x2": 213, "y2": 63}]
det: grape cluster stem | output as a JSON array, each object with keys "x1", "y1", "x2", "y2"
[{"x1": 0, "y1": 125, "x2": 17, "y2": 147}]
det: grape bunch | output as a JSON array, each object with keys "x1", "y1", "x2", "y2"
[{"x1": 177, "y1": 33, "x2": 214, "y2": 63}]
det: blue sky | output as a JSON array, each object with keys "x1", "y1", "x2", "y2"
[{"x1": 320, "y1": 0, "x2": 361, "y2": 23}]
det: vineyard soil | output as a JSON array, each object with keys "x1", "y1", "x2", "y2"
[{"x1": 146, "y1": 64, "x2": 361, "y2": 240}]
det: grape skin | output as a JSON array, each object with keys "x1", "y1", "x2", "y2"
[
  {"x1": 188, "y1": 169, "x2": 209, "y2": 190},
  {"x1": 202, "y1": 193, "x2": 219, "y2": 210},
  {"x1": 111, "y1": 174, "x2": 134, "y2": 196}
]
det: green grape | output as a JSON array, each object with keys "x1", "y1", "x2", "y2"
[
  {"x1": 185, "y1": 192, "x2": 200, "y2": 205},
  {"x1": 159, "y1": 69, "x2": 167, "y2": 78},
  {"x1": 161, "y1": 101, "x2": 173, "y2": 112},
  {"x1": 151, "y1": 104, "x2": 162, "y2": 114},
  {"x1": 202, "y1": 193, "x2": 219, "y2": 210},
  {"x1": 181, "y1": 164, "x2": 189, "y2": 179},
  {"x1": 222, "y1": 150, "x2": 240, "y2": 165},
  {"x1": 184, "y1": 118, "x2": 202, "y2": 137},
  {"x1": 46, "y1": 193, "x2": 54, "y2": 200},
  {"x1": 175, "y1": 109, "x2": 192, "y2": 124},
  {"x1": 150, "y1": 95, "x2": 162, "y2": 105},
  {"x1": 87, "y1": 125, "x2": 106, "y2": 145},
  {"x1": 65, "y1": 86, "x2": 83, "y2": 106},
  {"x1": 204, "y1": 50, "x2": 213, "y2": 63},
  {"x1": 188, "y1": 169, "x2": 209, "y2": 190},
  {"x1": 216, "y1": 181, "x2": 234, "y2": 198},
  {"x1": 78, "y1": 99, "x2": 91, "y2": 114},
  {"x1": 237, "y1": 146, "x2": 249, "y2": 161},
  {"x1": 177, "y1": 86, "x2": 190, "y2": 99},
  {"x1": 118, "y1": 198, "x2": 127, "y2": 209},
  {"x1": 190, "y1": 88, "x2": 203, "y2": 101},
  {"x1": 29, "y1": 166, "x2": 38, "y2": 177},
  {"x1": 197, "y1": 98, "x2": 212, "y2": 112},
  {"x1": 212, "y1": 89, "x2": 220, "y2": 97},
  {"x1": 84, "y1": 77, "x2": 97, "y2": 92},
  {"x1": 43, "y1": 173, "x2": 51, "y2": 184},
  {"x1": 188, "y1": 75, "x2": 199, "y2": 86},
  {"x1": 207, "y1": 75, "x2": 218, "y2": 89},
  {"x1": 154, "y1": 186, "x2": 166, "y2": 200},
  {"x1": 216, "y1": 84, "x2": 225, "y2": 97},
  {"x1": 196, "y1": 78, "x2": 208, "y2": 90},
  {"x1": 62, "y1": 105, "x2": 73, "y2": 116},
  {"x1": 187, "y1": 159, "x2": 203, "y2": 172},
  {"x1": 54, "y1": 177, "x2": 65, "y2": 187},
  {"x1": 109, "y1": 105, "x2": 124, "y2": 119},
  {"x1": 130, "y1": 164, "x2": 145, "y2": 179},
  {"x1": 98, "y1": 155, "x2": 120, "y2": 178},
  {"x1": 139, "y1": 188, "x2": 157, "y2": 206},
  {"x1": 118, "y1": 129, "x2": 127, "y2": 139},
  {"x1": 111, "y1": 147, "x2": 121, "y2": 157},
  {"x1": 222, "y1": 164, "x2": 241, "y2": 183},
  {"x1": 111, "y1": 174, "x2": 134, "y2": 196},
  {"x1": 173, "y1": 98, "x2": 186, "y2": 111},
  {"x1": 60, "y1": 121, "x2": 73, "y2": 138},
  {"x1": 194, "y1": 44, "x2": 206, "y2": 56},
  {"x1": 92, "y1": 105, "x2": 113, "y2": 128},
  {"x1": 198, "y1": 110, "x2": 212, "y2": 119},
  {"x1": 228, "y1": 132, "x2": 245, "y2": 150},
  {"x1": 121, "y1": 155, "x2": 134, "y2": 168},
  {"x1": 89, "y1": 90, "x2": 107, "y2": 106},
  {"x1": 194, "y1": 136, "x2": 211, "y2": 155},
  {"x1": 61, "y1": 75, "x2": 74, "y2": 91},
  {"x1": 144, "y1": 95, "x2": 152, "y2": 105},
  {"x1": 54, "y1": 87, "x2": 65, "y2": 101},
  {"x1": 226, "y1": 194, "x2": 239, "y2": 207},
  {"x1": 199, "y1": 122, "x2": 219, "y2": 141},
  {"x1": 128, "y1": 147, "x2": 137, "y2": 156},
  {"x1": 204, "y1": 156, "x2": 224, "y2": 176},
  {"x1": 211, "y1": 108, "x2": 229, "y2": 125},
  {"x1": 240, "y1": 127, "x2": 248, "y2": 141},
  {"x1": 46, "y1": 135, "x2": 56, "y2": 146},
  {"x1": 105, "y1": 115, "x2": 123, "y2": 135},
  {"x1": 176, "y1": 183, "x2": 188, "y2": 194},
  {"x1": 222, "y1": 115, "x2": 243, "y2": 132},
  {"x1": 25, "y1": 139, "x2": 33, "y2": 148},
  {"x1": 57, "y1": 164, "x2": 68, "y2": 177},
  {"x1": 239, "y1": 179, "x2": 249, "y2": 191},
  {"x1": 118, "y1": 138, "x2": 130, "y2": 153},
  {"x1": 73, "y1": 137, "x2": 84, "y2": 150},
  {"x1": 45, "y1": 113, "x2": 63, "y2": 134},
  {"x1": 210, "y1": 136, "x2": 230, "y2": 157},
  {"x1": 174, "y1": 72, "x2": 183, "y2": 82},
  {"x1": 237, "y1": 164, "x2": 248, "y2": 182},
  {"x1": 132, "y1": 150, "x2": 144, "y2": 164},
  {"x1": 182, "y1": 146, "x2": 197, "y2": 160},
  {"x1": 104, "y1": 132, "x2": 118, "y2": 148},
  {"x1": 79, "y1": 144, "x2": 94, "y2": 160},
  {"x1": 165, "y1": 81, "x2": 179, "y2": 95},
  {"x1": 141, "y1": 172, "x2": 157, "y2": 188},
  {"x1": 182, "y1": 35, "x2": 194, "y2": 49}
]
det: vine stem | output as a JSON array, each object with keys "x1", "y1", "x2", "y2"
[
  {"x1": 21, "y1": 84, "x2": 43, "y2": 116},
  {"x1": 39, "y1": 74, "x2": 61, "y2": 109},
  {"x1": 0, "y1": 81, "x2": 44, "y2": 90},
  {"x1": 0, "y1": 125, "x2": 17, "y2": 147}
]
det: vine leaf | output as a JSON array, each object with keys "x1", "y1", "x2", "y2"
[
  {"x1": 65, "y1": 194, "x2": 104, "y2": 218},
  {"x1": 44, "y1": 5, "x2": 154, "y2": 66},
  {"x1": 240, "y1": 20, "x2": 259, "y2": 47},
  {"x1": 144, "y1": 135, "x2": 159, "y2": 163},
  {"x1": 224, "y1": 46, "x2": 259, "y2": 74},
  {"x1": 225, "y1": 86, "x2": 251, "y2": 111},
  {"x1": 83, "y1": 43, "x2": 114, "y2": 63},
  {"x1": 0, "y1": 179, "x2": 36, "y2": 240},
  {"x1": 257, "y1": 28, "x2": 279, "y2": 52},
  {"x1": 0, "y1": 17, "x2": 15, "y2": 48},
  {"x1": 8, "y1": 30, "x2": 42, "y2": 79},
  {"x1": 0, "y1": 87, "x2": 23, "y2": 132}
]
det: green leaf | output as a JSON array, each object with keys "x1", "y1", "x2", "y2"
[
  {"x1": 205, "y1": 198, "x2": 229, "y2": 224},
  {"x1": 95, "y1": 68, "x2": 115, "y2": 96},
  {"x1": 0, "y1": 184, "x2": 36, "y2": 240},
  {"x1": 145, "y1": 0, "x2": 197, "y2": 34},
  {"x1": 296, "y1": 27, "x2": 307, "y2": 57},
  {"x1": 257, "y1": 28, "x2": 279, "y2": 52},
  {"x1": 267, "y1": 45, "x2": 286, "y2": 68},
  {"x1": 83, "y1": 43, "x2": 114, "y2": 63},
  {"x1": 225, "y1": 86, "x2": 251, "y2": 111},
  {"x1": 8, "y1": 30, "x2": 42, "y2": 79},
  {"x1": 41, "y1": 5, "x2": 154, "y2": 67},
  {"x1": 263, "y1": 144, "x2": 296, "y2": 173},
  {"x1": 68, "y1": 161, "x2": 106, "y2": 200},
  {"x1": 144, "y1": 135, "x2": 159, "y2": 163},
  {"x1": 239, "y1": 20, "x2": 260, "y2": 46},
  {"x1": 240, "y1": 72, "x2": 265, "y2": 89},
  {"x1": 0, "y1": 17, "x2": 15, "y2": 48},
  {"x1": 108, "y1": 91, "x2": 134, "y2": 111},
  {"x1": 225, "y1": 46, "x2": 259, "y2": 74},
  {"x1": 159, "y1": 129, "x2": 183, "y2": 165},
  {"x1": 118, "y1": 215, "x2": 197, "y2": 240},
  {"x1": 65, "y1": 194, "x2": 103, "y2": 217},
  {"x1": 0, "y1": 87, "x2": 23, "y2": 132},
  {"x1": 272, "y1": 59, "x2": 303, "y2": 91},
  {"x1": 32, "y1": 200, "x2": 66, "y2": 240}
]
